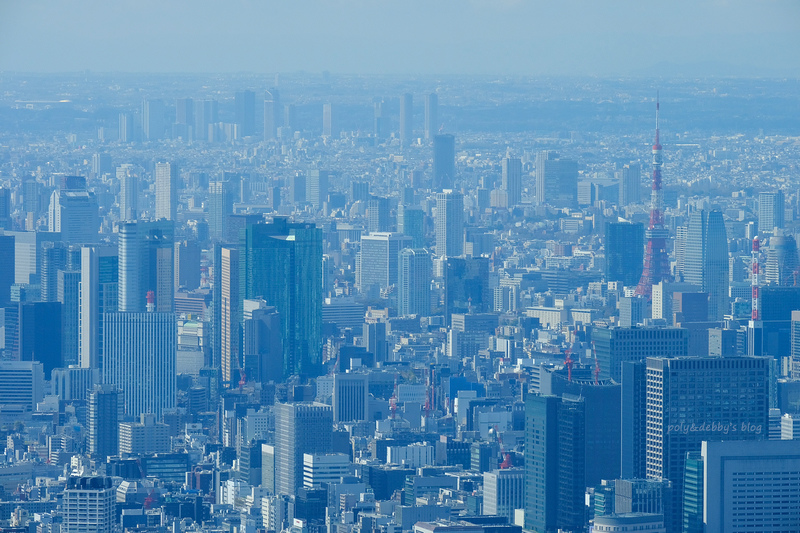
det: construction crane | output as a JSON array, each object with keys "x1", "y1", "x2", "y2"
[
  {"x1": 494, "y1": 424, "x2": 513, "y2": 469},
  {"x1": 564, "y1": 349, "x2": 574, "y2": 382}
]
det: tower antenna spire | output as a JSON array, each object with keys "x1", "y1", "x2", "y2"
[{"x1": 634, "y1": 94, "x2": 671, "y2": 297}]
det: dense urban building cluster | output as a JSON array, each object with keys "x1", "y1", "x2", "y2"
[{"x1": 0, "y1": 73, "x2": 798, "y2": 532}]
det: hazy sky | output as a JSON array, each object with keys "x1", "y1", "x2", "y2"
[{"x1": 1, "y1": 0, "x2": 798, "y2": 76}]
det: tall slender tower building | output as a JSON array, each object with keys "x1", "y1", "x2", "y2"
[
  {"x1": 424, "y1": 93, "x2": 438, "y2": 140},
  {"x1": 118, "y1": 220, "x2": 174, "y2": 313},
  {"x1": 400, "y1": 93, "x2": 413, "y2": 143},
  {"x1": 433, "y1": 134, "x2": 455, "y2": 190},
  {"x1": 683, "y1": 209, "x2": 729, "y2": 320},
  {"x1": 635, "y1": 98, "x2": 670, "y2": 298},
  {"x1": 220, "y1": 246, "x2": 240, "y2": 385},
  {"x1": 435, "y1": 190, "x2": 464, "y2": 257},
  {"x1": 235, "y1": 90, "x2": 256, "y2": 137},
  {"x1": 154, "y1": 162, "x2": 177, "y2": 221},
  {"x1": 502, "y1": 157, "x2": 523, "y2": 207}
]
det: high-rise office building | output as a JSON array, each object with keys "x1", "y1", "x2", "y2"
[
  {"x1": 142, "y1": 98, "x2": 165, "y2": 141},
  {"x1": 765, "y1": 233, "x2": 799, "y2": 286},
  {"x1": 701, "y1": 439, "x2": 800, "y2": 532},
  {"x1": 79, "y1": 245, "x2": 118, "y2": 370},
  {"x1": 175, "y1": 97, "x2": 194, "y2": 127},
  {"x1": 683, "y1": 209, "x2": 729, "y2": 320},
  {"x1": 306, "y1": 170, "x2": 330, "y2": 211},
  {"x1": 0, "y1": 234, "x2": 13, "y2": 308},
  {"x1": 0, "y1": 360, "x2": 45, "y2": 412},
  {"x1": 117, "y1": 164, "x2": 138, "y2": 221},
  {"x1": 621, "y1": 361, "x2": 647, "y2": 480},
  {"x1": 523, "y1": 395, "x2": 559, "y2": 533},
  {"x1": 242, "y1": 219, "x2": 323, "y2": 377},
  {"x1": 646, "y1": 356, "x2": 770, "y2": 530},
  {"x1": 592, "y1": 326, "x2": 688, "y2": 382},
  {"x1": 103, "y1": 310, "x2": 176, "y2": 419},
  {"x1": 62, "y1": 476, "x2": 116, "y2": 533},
  {"x1": 535, "y1": 151, "x2": 578, "y2": 207},
  {"x1": 332, "y1": 372, "x2": 369, "y2": 423},
  {"x1": 58, "y1": 270, "x2": 81, "y2": 367},
  {"x1": 195, "y1": 99, "x2": 219, "y2": 142},
  {"x1": 235, "y1": 90, "x2": 256, "y2": 137},
  {"x1": 501, "y1": 157, "x2": 522, "y2": 207},
  {"x1": 758, "y1": 190, "x2": 785, "y2": 235},
  {"x1": 435, "y1": 190, "x2": 464, "y2": 257},
  {"x1": 220, "y1": 246, "x2": 239, "y2": 385},
  {"x1": 399, "y1": 93, "x2": 413, "y2": 143},
  {"x1": 264, "y1": 90, "x2": 280, "y2": 140},
  {"x1": 357, "y1": 232, "x2": 412, "y2": 296},
  {"x1": 398, "y1": 248, "x2": 432, "y2": 317},
  {"x1": 445, "y1": 257, "x2": 491, "y2": 323},
  {"x1": 322, "y1": 103, "x2": 334, "y2": 137},
  {"x1": 118, "y1": 112, "x2": 133, "y2": 143},
  {"x1": 424, "y1": 93, "x2": 438, "y2": 140},
  {"x1": 367, "y1": 195, "x2": 391, "y2": 233},
  {"x1": 433, "y1": 134, "x2": 456, "y2": 190},
  {"x1": 483, "y1": 468, "x2": 524, "y2": 523},
  {"x1": 242, "y1": 300, "x2": 282, "y2": 384},
  {"x1": 0, "y1": 187, "x2": 10, "y2": 230},
  {"x1": 605, "y1": 221, "x2": 645, "y2": 287},
  {"x1": 274, "y1": 402, "x2": 333, "y2": 497},
  {"x1": 362, "y1": 321, "x2": 387, "y2": 364},
  {"x1": 397, "y1": 204, "x2": 425, "y2": 248},
  {"x1": 118, "y1": 220, "x2": 174, "y2": 313},
  {"x1": 619, "y1": 162, "x2": 641, "y2": 206},
  {"x1": 87, "y1": 384, "x2": 122, "y2": 459},
  {"x1": 174, "y1": 240, "x2": 201, "y2": 291},
  {"x1": 47, "y1": 178, "x2": 100, "y2": 244},
  {"x1": 41, "y1": 241, "x2": 67, "y2": 302},
  {"x1": 155, "y1": 162, "x2": 178, "y2": 221},
  {"x1": 208, "y1": 180, "x2": 235, "y2": 241},
  {"x1": 19, "y1": 301, "x2": 62, "y2": 379}
]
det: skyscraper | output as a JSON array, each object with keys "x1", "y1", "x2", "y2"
[
  {"x1": 367, "y1": 195, "x2": 391, "y2": 233},
  {"x1": 524, "y1": 395, "x2": 559, "y2": 533},
  {"x1": 646, "y1": 356, "x2": 770, "y2": 530},
  {"x1": 103, "y1": 310, "x2": 176, "y2": 419},
  {"x1": 605, "y1": 221, "x2": 645, "y2": 287},
  {"x1": 433, "y1": 134, "x2": 455, "y2": 190},
  {"x1": 118, "y1": 220, "x2": 174, "y2": 313},
  {"x1": 118, "y1": 112, "x2": 133, "y2": 143},
  {"x1": 88, "y1": 384, "x2": 122, "y2": 459},
  {"x1": 19, "y1": 301, "x2": 62, "y2": 379},
  {"x1": 435, "y1": 190, "x2": 464, "y2": 257},
  {"x1": 592, "y1": 326, "x2": 688, "y2": 381},
  {"x1": 41, "y1": 241, "x2": 67, "y2": 302},
  {"x1": 264, "y1": 89, "x2": 280, "y2": 140},
  {"x1": 357, "y1": 232, "x2": 412, "y2": 296},
  {"x1": 142, "y1": 98, "x2": 165, "y2": 141},
  {"x1": 501, "y1": 157, "x2": 523, "y2": 207},
  {"x1": 534, "y1": 151, "x2": 578, "y2": 207},
  {"x1": 332, "y1": 372, "x2": 369, "y2": 423},
  {"x1": 0, "y1": 234, "x2": 13, "y2": 308},
  {"x1": 242, "y1": 300, "x2": 282, "y2": 384},
  {"x1": 322, "y1": 103, "x2": 334, "y2": 138},
  {"x1": 154, "y1": 162, "x2": 177, "y2": 221},
  {"x1": 63, "y1": 476, "x2": 116, "y2": 533},
  {"x1": 398, "y1": 248, "x2": 432, "y2": 317},
  {"x1": 424, "y1": 93, "x2": 438, "y2": 140},
  {"x1": 195, "y1": 99, "x2": 218, "y2": 142},
  {"x1": 174, "y1": 239, "x2": 201, "y2": 291},
  {"x1": 117, "y1": 164, "x2": 138, "y2": 221},
  {"x1": 445, "y1": 257, "x2": 491, "y2": 323},
  {"x1": 758, "y1": 190, "x2": 785, "y2": 235},
  {"x1": 58, "y1": 270, "x2": 81, "y2": 367},
  {"x1": 399, "y1": 93, "x2": 413, "y2": 143},
  {"x1": 683, "y1": 209, "x2": 729, "y2": 320},
  {"x1": 47, "y1": 178, "x2": 100, "y2": 244},
  {"x1": 208, "y1": 180, "x2": 235, "y2": 241},
  {"x1": 618, "y1": 162, "x2": 641, "y2": 206},
  {"x1": 235, "y1": 90, "x2": 256, "y2": 137},
  {"x1": 274, "y1": 402, "x2": 333, "y2": 497},
  {"x1": 241, "y1": 219, "x2": 323, "y2": 377},
  {"x1": 306, "y1": 170, "x2": 330, "y2": 211},
  {"x1": 764, "y1": 233, "x2": 799, "y2": 286},
  {"x1": 397, "y1": 204, "x2": 425, "y2": 248},
  {"x1": 220, "y1": 246, "x2": 239, "y2": 385},
  {"x1": 79, "y1": 245, "x2": 118, "y2": 370}
]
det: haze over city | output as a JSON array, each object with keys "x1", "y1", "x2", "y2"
[{"x1": 0, "y1": 2, "x2": 798, "y2": 533}]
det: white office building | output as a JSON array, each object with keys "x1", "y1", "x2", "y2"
[
  {"x1": 303, "y1": 453, "x2": 351, "y2": 488},
  {"x1": 62, "y1": 476, "x2": 116, "y2": 533},
  {"x1": 483, "y1": 468, "x2": 524, "y2": 522}
]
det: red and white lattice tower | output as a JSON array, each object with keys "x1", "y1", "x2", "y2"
[
  {"x1": 751, "y1": 236, "x2": 761, "y2": 322},
  {"x1": 634, "y1": 96, "x2": 671, "y2": 298}
]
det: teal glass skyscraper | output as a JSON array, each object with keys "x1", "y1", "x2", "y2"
[{"x1": 241, "y1": 219, "x2": 323, "y2": 377}]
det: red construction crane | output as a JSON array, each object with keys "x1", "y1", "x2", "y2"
[
  {"x1": 494, "y1": 424, "x2": 513, "y2": 468},
  {"x1": 564, "y1": 349, "x2": 574, "y2": 382}
]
